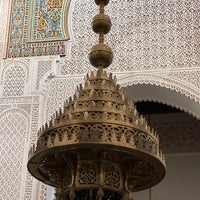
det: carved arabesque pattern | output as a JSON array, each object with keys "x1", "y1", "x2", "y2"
[
  {"x1": 61, "y1": 0, "x2": 200, "y2": 75},
  {"x1": 167, "y1": 70, "x2": 200, "y2": 89},
  {"x1": 24, "y1": 96, "x2": 41, "y2": 200},
  {"x1": 2, "y1": 59, "x2": 31, "y2": 70},
  {"x1": 24, "y1": 172, "x2": 33, "y2": 200},
  {"x1": 35, "y1": 182, "x2": 47, "y2": 200},
  {"x1": 0, "y1": 111, "x2": 28, "y2": 200},
  {"x1": 45, "y1": 77, "x2": 84, "y2": 121},
  {"x1": 17, "y1": 104, "x2": 32, "y2": 114},
  {"x1": 36, "y1": 60, "x2": 53, "y2": 90},
  {"x1": 6, "y1": 0, "x2": 68, "y2": 58},
  {"x1": 107, "y1": 0, "x2": 200, "y2": 72},
  {"x1": 0, "y1": 96, "x2": 45, "y2": 200},
  {"x1": 61, "y1": 0, "x2": 96, "y2": 75},
  {"x1": 3, "y1": 65, "x2": 26, "y2": 96},
  {"x1": 0, "y1": 105, "x2": 10, "y2": 114},
  {"x1": 117, "y1": 73, "x2": 200, "y2": 103}
]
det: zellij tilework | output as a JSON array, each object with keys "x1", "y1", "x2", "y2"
[{"x1": 6, "y1": 0, "x2": 70, "y2": 58}]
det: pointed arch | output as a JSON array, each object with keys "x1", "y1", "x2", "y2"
[{"x1": 118, "y1": 73, "x2": 200, "y2": 119}]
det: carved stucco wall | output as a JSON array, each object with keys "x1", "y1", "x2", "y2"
[
  {"x1": 60, "y1": 0, "x2": 200, "y2": 111},
  {"x1": 0, "y1": 0, "x2": 9, "y2": 59},
  {"x1": 0, "y1": 0, "x2": 199, "y2": 199}
]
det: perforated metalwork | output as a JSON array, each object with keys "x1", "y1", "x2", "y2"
[{"x1": 78, "y1": 163, "x2": 97, "y2": 185}]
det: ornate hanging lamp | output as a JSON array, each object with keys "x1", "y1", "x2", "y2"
[{"x1": 27, "y1": 0, "x2": 166, "y2": 199}]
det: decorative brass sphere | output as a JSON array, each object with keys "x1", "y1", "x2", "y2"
[
  {"x1": 92, "y1": 14, "x2": 111, "y2": 34},
  {"x1": 95, "y1": 0, "x2": 109, "y2": 6},
  {"x1": 89, "y1": 43, "x2": 113, "y2": 69}
]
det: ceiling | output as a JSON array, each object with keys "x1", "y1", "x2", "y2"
[{"x1": 136, "y1": 101, "x2": 200, "y2": 154}]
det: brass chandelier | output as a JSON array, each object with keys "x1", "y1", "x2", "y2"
[{"x1": 27, "y1": 0, "x2": 166, "y2": 199}]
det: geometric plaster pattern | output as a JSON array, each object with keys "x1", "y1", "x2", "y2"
[
  {"x1": 61, "y1": 0, "x2": 96, "y2": 75},
  {"x1": 167, "y1": 70, "x2": 200, "y2": 89},
  {"x1": 107, "y1": 0, "x2": 200, "y2": 72},
  {"x1": 1, "y1": 60, "x2": 29, "y2": 97},
  {"x1": 61, "y1": 0, "x2": 200, "y2": 75},
  {"x1": 2, "y1": 59, "x2": 31, "y2": 70},
  {"x1": 36, "y1": 182, "x2": 47, "y2": 200},
  {"x1": 59, "y1": 0, "x2": 200, "y2": 109},
  {"x1": 117, "y1": 73, "x2": 200, "y2": 104},
  {"x1": 0, "y1": 94, "x2": 43, "y2": 199},
  {"x1": 0, "y1": 110, "x2": 28, "y2": 200},
  {"x1": 24, "y1": 96, "x2": 45, "y2": 200},
  {"x1": 45, "y1": 77, "x2": 84, "y2": 121},
  {"x1": 121, "y1": 75, "x2": 200, "y2": 119},
  {"x1": 0, "y1": 87, "x2": 46, "y2": 200},
  {"x1": 3, "y1": 65, "x2": 26, "y2": 96},
  {"x1": 36, "y1": 60, "x2": 53, "y2": 90}
]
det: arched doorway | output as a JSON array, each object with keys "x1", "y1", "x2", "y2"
[{"x1": 123, "y1": 83, "x2": 200, "y2": 154}]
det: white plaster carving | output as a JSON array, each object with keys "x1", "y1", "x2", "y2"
[
  {"x1": 61, "y1": 0, "x2": 200, "y2": 75},
  {"x1": 36, "y1": 60, "x2": 53, "y2": 90},
  {"x1": 0, "y1": 60, "x2": 30, "y2": 97},
  {"x1": 0, "y1": 109, "x2": 29, "y2": 200},
  {"x1": 117, "y1": 72, "x2": 200, "y2": 103},
  {"x1": 45, "y1": 76, "x2": 84, "y2": 122},
  {"x1": 167, "y1": 70, "x2": 200, "y2": 89}
]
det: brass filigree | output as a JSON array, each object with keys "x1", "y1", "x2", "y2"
[{"x1": 27, "y1": 0, "x2": 166, "y2": 199}]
